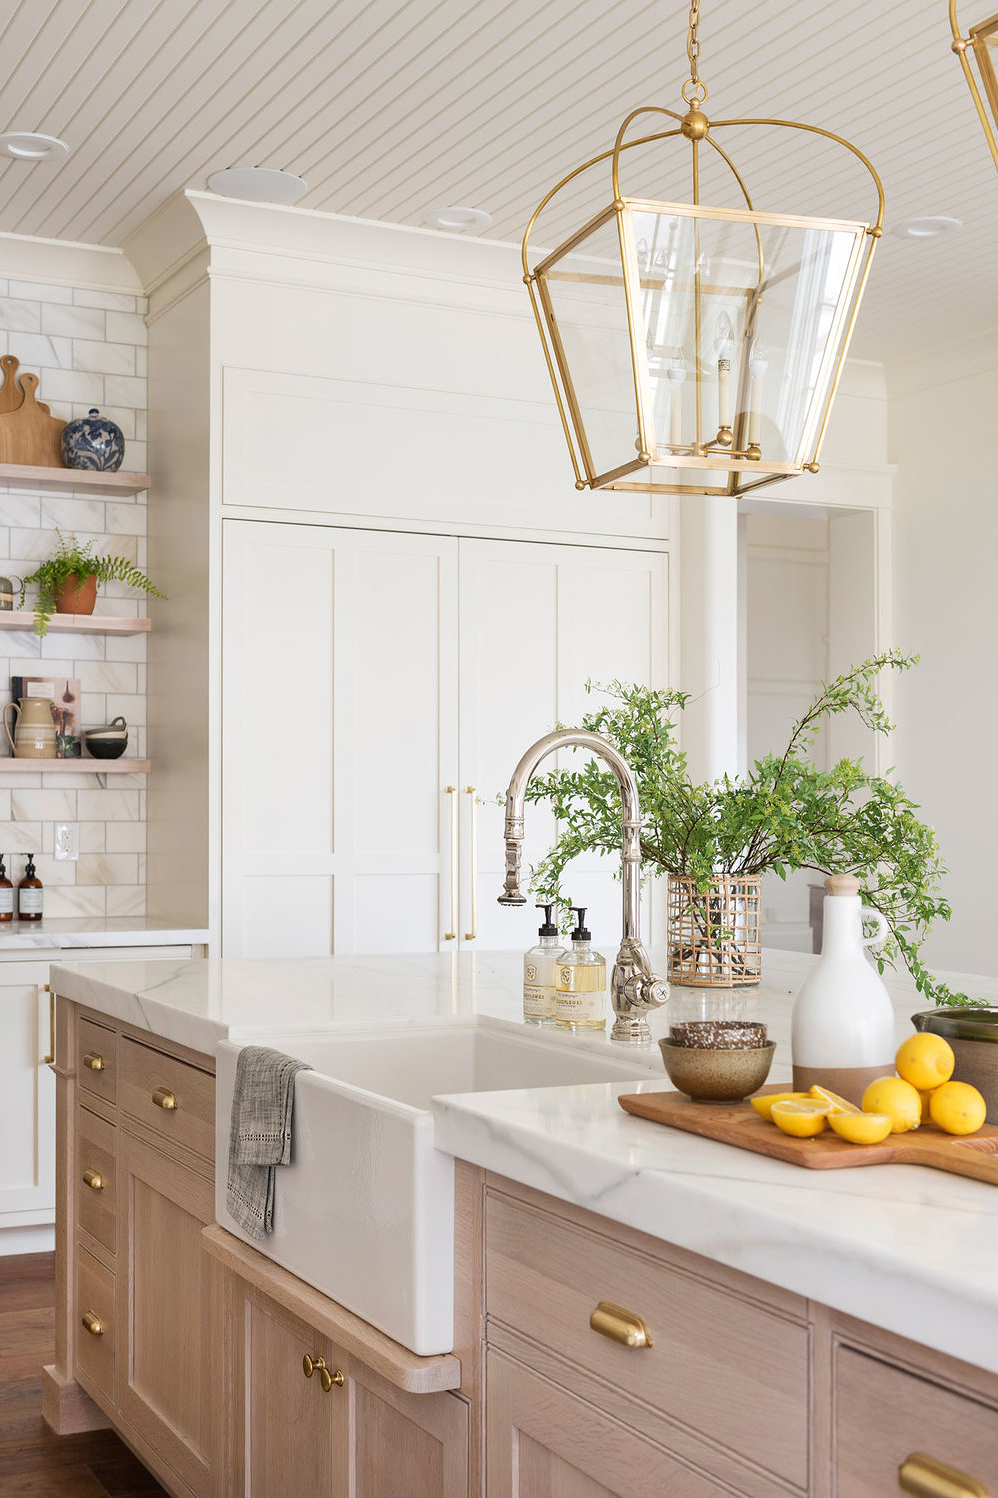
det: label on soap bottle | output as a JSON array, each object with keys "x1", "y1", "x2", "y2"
[
  {"x1": 18, "y1": 888, "x2": 43, "y2": 915},
  {"x1": 0, "y1": 887, "x2": 12, "y2": 915}
]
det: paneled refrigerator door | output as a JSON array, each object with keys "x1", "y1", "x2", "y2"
[
  {"x1": 222, "y1": 520, "x2": 459, "y2": 957},
  {"x1": 458, "y1": 538, "x2": 670, "y2": 954}
]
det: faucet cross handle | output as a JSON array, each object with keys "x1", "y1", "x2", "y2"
[{"x1": 610, "y1": 938, "x2": 670, "y2": 1045}]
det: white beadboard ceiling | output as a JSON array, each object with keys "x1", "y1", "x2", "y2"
[{"x1": 0, "y1": 0, "x2": 995, "y2": 359}]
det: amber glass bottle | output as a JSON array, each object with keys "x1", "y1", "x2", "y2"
[
  {"x1": 18, "y1": 854, "x2": 43, "y2": 922},
  {"x1": 0, "y1": 856, "x2": 12, "y2": 922}
]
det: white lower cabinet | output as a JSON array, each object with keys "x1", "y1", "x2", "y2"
[{"x1": 222, "y1": 519, "x2": 669, "y2": 957}]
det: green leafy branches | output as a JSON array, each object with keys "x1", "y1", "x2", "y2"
[
  {"x1": 19, "y1": 531, "x2": 166, "y2": 636},
  {"x1": 524, "y1": 653, "x2": 978, "y2": 1008}
]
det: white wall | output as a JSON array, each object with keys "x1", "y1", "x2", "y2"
[{"x1": 888, "y1": 345, "x2": 998, "y2": 976}]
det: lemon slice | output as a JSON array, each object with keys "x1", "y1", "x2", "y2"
[
  {"x1": 809, "y1": 1084, "x2": 861, "y2": 1115},
  {"x1": 827, "y1": 1111, "x2": 893, "y2": 1144},
  {"x1": 770, "y1": 1101, "x2": 831, "y2": 1138},
  {"x1": 750, "y1": 1091, "x2": 812, "y2": 1122}
]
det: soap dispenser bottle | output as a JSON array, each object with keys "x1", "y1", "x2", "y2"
[
  {"x1": 18, "y1": 854, "x2": 43, "y2": 922},
  {"x1": 791, "y1": 873, "x2": 893, "y2": 1105},
  {"x1": 523, "y1": 903, "x2": 565, "y2": 1025},
  {"x1": 555, "y1": 907, "x2": 607, "y2": 1031},
  {"x1": 0, "y1": 856, "x2": 12, "y2": 922}
]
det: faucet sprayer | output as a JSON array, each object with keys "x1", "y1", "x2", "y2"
[{"x1": 498, "y1": 728, "x2": 669, "y2": 1043}]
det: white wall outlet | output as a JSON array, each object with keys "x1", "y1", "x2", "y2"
[{"x1": 54, "y1": 823, "x2": 79, "y2": 862}]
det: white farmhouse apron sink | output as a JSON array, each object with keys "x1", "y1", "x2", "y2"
[{"x1": 215, "y1": 1016, "x2": 660, "y2": 1354}]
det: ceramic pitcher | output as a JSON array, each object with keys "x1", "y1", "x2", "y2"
[
  {"x1": 3, "y1": 695, "x2": 57, "y2": 758},
  {"x1": 791, "y1": 872, "x2": 893, "y2": 1106}
]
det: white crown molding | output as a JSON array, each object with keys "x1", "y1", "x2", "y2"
[
  {"x1": 0, "y1": 228, "x2": 142, "y2": 293},
  {"x1": 885, "y1": 324, "x2": 998, "y2": 400}
]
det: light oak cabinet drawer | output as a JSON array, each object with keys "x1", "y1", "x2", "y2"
[
  {"x1": 78, "y1": 1016, "x2": 116, "y2": 1104},
  {"x1": 76, "y1": 1105, "x2": 115, "y2": 1254},
  {"x1": 76, "y1": 1246, "x2": 115, "y2": 1404},
  {"x1": 834, "y1": 1344, "x2": 998, "y2": 1496},
  {"x1": 119, "y1": 1037, "x2": 214, "y2": 1160},
  {"x1": 486, "y1": 1192, "x2": 809, "y2": 1491}
]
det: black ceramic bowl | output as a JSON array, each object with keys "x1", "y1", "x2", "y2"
[{"x1": 83, "y1": 732, "x2": 128, "y2": 760}]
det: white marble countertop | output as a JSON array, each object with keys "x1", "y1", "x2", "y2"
[
  {"x1": 0, "y1": 917, "x2": 209, "y2": 951},
  {"x1": 51, "y1": 946, "x2": 998, "y2": 1374}
]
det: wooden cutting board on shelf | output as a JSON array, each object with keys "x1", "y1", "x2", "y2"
[
  {"x1": 0, "y1": 370, "x2": 65, "y2": 466},
  {"x1": 0, "y1": 354, "x2": 24, "y2": 414},
  {"x1": 617, "y1": 1084, "x2": 998, "y2": 1187}
]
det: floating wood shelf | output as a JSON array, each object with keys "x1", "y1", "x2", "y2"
[
  {"x1": 0, "y1": 758, "x2": 149, "y2": 774},
  {"x1": 0, "y1": 463, "x2": 150, "y2": 496},
  {"x1": 0, "y1": 611, "x2": 151, "y2": 636}
]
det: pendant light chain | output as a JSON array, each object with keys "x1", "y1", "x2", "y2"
[{"x1": 683, "y1": 0, "x2": 708, "y2": 104}]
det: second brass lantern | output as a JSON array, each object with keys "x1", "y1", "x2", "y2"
[{"x1": 523, "y1": 10, "x2": 885, "y2": 499}]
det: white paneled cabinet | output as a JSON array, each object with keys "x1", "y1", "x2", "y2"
[
  {"x1": 0, "y1": 963, "x2": 55, "y2": 1229},
  {"x1": 222, "y1": 520, "x2": 669, "y2": 957}
]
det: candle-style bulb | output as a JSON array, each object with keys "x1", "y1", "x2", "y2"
[
  {"x1": 749, "y1": 342, "x2": 769, "y2": 379},
  {"x1": 714, "y1": 312, "x2": 735, "y2": 360}
]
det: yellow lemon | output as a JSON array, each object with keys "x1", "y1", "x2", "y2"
[
  {"x1": 895, "y1": 1033, "x2": 955, "y2": 1091},
  {"x1": 827, "y1": 1111, "x2": 894, "y2": 1145},
  {"x1": 750, "y1": 1091, "x2": 812, "y2": 1122},
  {"x1": 809, "y1": 1084, "x2": 861, "y2": 1115},
  {"x1": 770, "y1": 1101, "x2": 831, "y2": 1138},
  {"x1": 861, "y1": 1076, "x2": 921, "y2": 1134},
  {"x1": 929, "y1": 1080, "x2": 987, "y2": 1136}
]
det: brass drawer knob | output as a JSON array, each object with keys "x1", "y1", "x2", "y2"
[
  {"x1": 152, "y1": 1087, "x2": 178, "y2": 1111},
  {"x1": 82, "y1": 1052, "x2": 105, "y2": 1072},
  {"x1": 82, "y1": 1169, "x2": 104, "y2": 1192},
  {"x1": 302, "y1": 1353, "x2": 344, "y2": 1392},
  {"x1": 589, "y1": 1301, "x2": 654, "y2": 1349},
  {"x1": 81, "y1": 1310, "x2": 103, "y2": 1337},
  {"x1": 899, "y1": 1452, "x2": 989, "y2": 1498}
]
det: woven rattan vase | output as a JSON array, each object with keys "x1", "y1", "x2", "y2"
[{"x1": 667, "y1": 874, "x2": 762, "y2": 987}]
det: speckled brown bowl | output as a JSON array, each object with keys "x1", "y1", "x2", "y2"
[{"x1": 658, "y1": 1039, "x2": 776, "y2": 1103}]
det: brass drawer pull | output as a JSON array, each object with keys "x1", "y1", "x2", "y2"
[
  {"x1": 899, "y1": 1453, "x2": 989, "y2": 1498},
  {"x1": 302, "y1": 1353, "x2": 344, "y2": 1392},
  {"x1": 82, "y1": 1169, "x2": 104, "y2": 1192},
  {"x1": 152, "y1": 1087, "x2": 178, "y2": 1111},
  {"x1": 81, "y1": 1310, "x2": 103, "y2": 1337},
  {"x1": 82, "y1": 1052, "x2": 105, "y2": 1072},
  {"x1": 589, "y1": 1300, "x2": 654, "y2": 1349}
]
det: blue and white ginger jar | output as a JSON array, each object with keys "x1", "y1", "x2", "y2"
[{"x1": 61, "y1": 408, "x2": 125, "y2": 472}]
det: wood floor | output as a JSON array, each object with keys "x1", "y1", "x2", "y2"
[{"x1": 0, "y1": 1251, "x2": 166, "y2": 1496}]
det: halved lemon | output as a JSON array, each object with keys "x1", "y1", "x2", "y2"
[
  {"x1": 770, "y1": 1101, "x2": 832, "y2": 1138},
  {"x1": 750, "y1": 1091, "x2": 812, "y2": 1122},
  {"x1": 827, "y1": 1111, "x2": 893, "y2": 1144},
  {"x1": 809, "y1": 1084, "x2": 862, "y2": 1116}
]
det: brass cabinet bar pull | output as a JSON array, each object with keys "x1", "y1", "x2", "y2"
[
  {"x1": 302, "y1": 1353, "x2": 344, "y2": 1392},
  {"x1": 152, "y1": 1087, "x2": 178, "y2": 1111},
  {"x1": 443, "y1": 786, "x2": 458, "y2": 941},
  {"x1": 899, "y1": 1453, "x2": 989, "y2": 1498},
  {"x1": 82, "y1": 1169, "x2": 104, "y2": 1192},
  {"x1": 464, "y1": 786, "x2": 477, "y2": 940},
  {"x1": 589, "y1": 1300, "x2": 654, "y2": 1349},
  {"x1": 82, "y1": 1052, "x2": 105, "y2": 1072},
  {"x1": 42, "y1": 984, "x2": 54, "y2": 1066},
  {"x1": 81, "y1": 1310, "x2": 103, "y2": 1337}
]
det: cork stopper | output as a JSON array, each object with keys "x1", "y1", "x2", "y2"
[{"x1": 825, "y1": 873, "x2": 861, "y2": 897}]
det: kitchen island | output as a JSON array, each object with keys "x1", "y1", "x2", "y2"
[{"x1": 43, "y1": 949, "x2": 998, "y2": 1497}]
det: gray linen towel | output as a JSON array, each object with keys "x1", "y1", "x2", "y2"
[{"x1": 226, "y1": 1045, "x2": 311, "y2": 1240}]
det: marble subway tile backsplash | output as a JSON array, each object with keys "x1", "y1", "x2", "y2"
[{"x1": 0, "y1": 279, "x2": 148, "y2": 918}]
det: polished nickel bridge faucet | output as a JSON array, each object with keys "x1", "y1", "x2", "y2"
[{"x1": 498, "y1": 728, "x2": 670, "y2": 1044}]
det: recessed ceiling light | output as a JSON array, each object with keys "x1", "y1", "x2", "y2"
[
  {"x1": 423, "y1": 205, "x2": 493, "y2": 233},
  {"x1": 893, "y1": 215, "x2": 964, "y2": 239},
  {"x1": 0, "y1": 132, "x2": 69, "y2": 162},
  {"x1": 206, "y1": 167, "x2": 308, "y2": 205}
]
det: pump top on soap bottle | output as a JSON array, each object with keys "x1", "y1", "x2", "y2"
[
  {"x1": 0, "y1": 855, "x2": 12, "y2": 923},
  {"x1": 522, "y1": 902, "x2": 565, "y2": 1026},
  {"x1": 555, "y1": 906, "x2": 607, "y2": 1031}
]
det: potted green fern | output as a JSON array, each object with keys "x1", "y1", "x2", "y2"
[
  {"x1": 19, "y1": 531, "x2": 165, "y2": 636},
  {"x1": 524, "y1": 652, "x2": 976, "y2": 1008}
]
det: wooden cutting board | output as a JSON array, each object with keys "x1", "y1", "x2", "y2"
[
  {"x1": 0, "y1": 354, "x2": 24, "y2": 414},
  {"x1": 0, "y1": 370, "x2": 65, "y2": 466},
  {"x1": 618, "y1": 1084, "x2": 998, "y2": 1187}
]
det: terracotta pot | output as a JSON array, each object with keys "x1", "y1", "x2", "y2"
[{"x1": 55, "y1": 572, "x2": 97, "y2": 615}]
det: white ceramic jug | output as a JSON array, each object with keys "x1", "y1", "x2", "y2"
[
  {"x1": 3, "y1": 695, "x2": 57, "y2": 759},
  {"x1": 791, "y1": 873, "x2": 893, "y2": 1106}
]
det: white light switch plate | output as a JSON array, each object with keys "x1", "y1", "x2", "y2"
[{"x1": 54, "y1": 823, "x2": 79, "y2": 861}]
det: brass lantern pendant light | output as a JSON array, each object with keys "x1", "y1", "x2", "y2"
[
  {"x1": 522, "y1": 2, "x2": 885, "y2": 498},
  {"x1": 950, "y1": 0, "x2": 998, "y2": 173}
]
